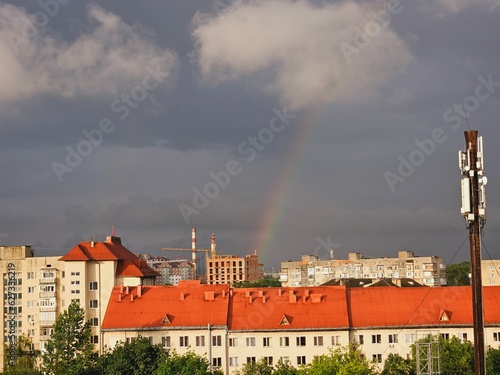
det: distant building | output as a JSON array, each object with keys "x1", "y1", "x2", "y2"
[
  {"x1": 279, "y1": 251, "x2": 446, "y2": 287},
  {"x1": 149, "y1": 259, "x2": 196, "y2": 286},
  {"x1": 482, "y1": 259, "x2": 500, "y2": 286},
  {"x1": 206, "y1": 251, "x2": 264, "y2": 285}
]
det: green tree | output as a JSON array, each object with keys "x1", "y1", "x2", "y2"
[
  {"x1": 411, "y1": 335, "x2": 473, "y2": 375},
  {"x1": 96, "y1": 336, "x2": 167, "y2": 374},
  {"x1": 41, "y1": 301, "x2": 97, "y2": 375},
  {"x1": 487, "y1": 346, "x2": 500, "y2": 374},
  {"x1": 234, "y1": 358, "x2": 273, "y2": 375},
  {"x1": 445, "y1": 261, "x2": 470, "y2": 286},
  {"x1": 2, "y1": 334, "x2": 41, "y2": 375},
  {"x1": 155, "y1": 351, "x2": 223, "y2": 375},
  {"x1": 232, "y1": 278, "x2": 282, "y2": 288},
  {"x1": 381, "y1": 353, "x2": 415, "y2": 375},
  {"x1": 304, "y1": 343, "x2": 377, "y2": 375},
  {"x1": 272, "y1": 358, "x2": 300, "y2": 375}
]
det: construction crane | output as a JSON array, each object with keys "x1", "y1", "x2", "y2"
[{"x1": 161, "y1": 229, "x2": 218, "y2": 277}]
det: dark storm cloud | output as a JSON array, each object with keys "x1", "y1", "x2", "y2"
[{"x1": 0, "y1": 0, "x2": 500, "y2": 271}]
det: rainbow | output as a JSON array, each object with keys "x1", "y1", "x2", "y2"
[{"x1": 254, "y1": 105, "x2": 326, "y2": 265}]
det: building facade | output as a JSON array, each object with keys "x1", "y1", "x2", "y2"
[
  {"x1": 280, "y1": 251, "x2": 446, "y2": 287},
  {"x1": 206, "y1": 251, "x2": 264, "y2": 285},
  {"x1": 0, "y1": 235, "x2": 157, "y2": 370},
  {"x1": 101, "y1": 282, "x2": 500, "y2": 374},
  {"x1": 148, "y1": 259, "x2": 196, "y2": 285}
]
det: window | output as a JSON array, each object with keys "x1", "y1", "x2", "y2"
[
  {"x1": 180, "y1": 336, "x2": 189, "y2": 347},
  {"x1": 460, "y1": 333, "x2": 468, "y2": 341},
  {"x1": 89, "y1": 282, "x2": 98, "y2": 291},
  {"x1": 91, "y1": 318, "x2": 99, "y2": 326},
  {"x1": 71, "y1": 271, "x2": 80, "y2": 276},
  {"x1": 91, "y1": 335, "x2": 99, "y2": 344},
  {"x1": 229, "y1": 337, "x2": 238, "y2": 347},
  {"x1": 246, "y1": 337, "x2": 255, "y2": 347},
  {"x1": 89, "y1": 300, "x2": 98, "y2": 309},
  {"x1": 372, "y1": 354, "x2": 382, "y2": 363},
  {"x1": 406, "y1": 334, "x2": 416, "y2": 344},
  {"x1": 27, "y1": 272, "x2": 35, "y2": 279},
  {"x1": 212, "y1": 335, "x2": 222, "y2": 346},
  {"x1": 28, "y1": 286, "x2": 35, "y2": 294},
  {"x1": 296, "y1": 336, "x2": 306, "y2": 346},
  {"x1": 229, "y1": 357, "x2": 239, "y2": 367},
  {"x1": 196, "y1": 336, "x2": 205, "y2": 346},
  {"x1": 263, "y1": 337, "x2": 271, "y2": 347},
  {"x1": 441, "y1": 333, "x2": 450, "y2": 340},
  {"x1": 28, "y1": 329, "x2": 35, "y2": 337},
  {"x1": 71, "y1": 298, "x2": 80, "y2": 304},
  {"x1": 356, "y1": 335, "x2": 364, "y2": 345},
  {"x1": 313, "y1": 336, "x2": 323, "y2": 346},
  {"x1": 212, "y1": 357, "x2": 222, "y2": 367},
  {"x1": 331, "y1": 336, "x2": 341, "y2": 346},
  {"x1": 264, "y1": 356, "x2": 273, "y2": 366},
  {"x1": 71, "y1": 290, "x2": 80, "y2": 294},
  {"x1": 297, "y1": 356, "x2": 306, "y2": 365},
  {"x1": 162, "y1": 336, "x2": 171, "y2": 348},
  {"x1": 27, "y1": 300, "x2": 34, "y2": 308},
  {"x1": 280, "y1": 337, "x2": 290, "y2": 347},
  {"x1": 388, "y1": 334, "x2": 398, "y2": 344},
  {"x1": 246, "y1": 357, "x2": 256, "y2": 364},
  {"x1": 71, "y1": 280, "x2": 80, "y2": 285},
  {"x1": 494, "y1": 332, "x2": 500, "y2": 342},
  {"x1": 372, "y1": 334, "x2": 381, "y2": 344}
]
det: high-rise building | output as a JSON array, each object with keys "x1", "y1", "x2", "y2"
[
  {"x1": 0, "y1": 234, "x2": 158, "y2": 369},
  {"x1": 206, "y1": 251, "x2": 263, "y2": 285}
]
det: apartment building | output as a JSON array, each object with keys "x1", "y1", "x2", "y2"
[
  {"x1": 280, "y1": 251, "x2": 446, "y2": 287},
  {"x1": 148, "y1": 259, "x2": 196, "y2": 286},
  {"x1": 101, "y1": 282, "x2": 500, "y2": 374},
  {"x1": 206, "y1": 251, "x2": 264, "y2": 285},
  {"x1": 0, "y1": 235, "x2": 157, "y2": 370},
  {"x1": 482, "y1": 259, "x2": 500, "y2": 286}
]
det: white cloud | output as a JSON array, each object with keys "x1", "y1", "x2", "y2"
[
  {"x1": 192, "y1": 0, "x2": 413, "y2": 109},
  {"x1": 0, "y1": 4, "x2": 177, "y2": 102},
  {"x1": 420, "y1": 0, "x2": 500, "y2": 16}
]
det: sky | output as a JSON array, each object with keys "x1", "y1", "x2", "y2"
[{"x1": 0, "y1": 0, "x2": 499, "y2": 272}]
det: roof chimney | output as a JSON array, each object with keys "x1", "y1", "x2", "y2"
[{"x1": 137, "y1": 285, "x2": 142, "y2": 298}]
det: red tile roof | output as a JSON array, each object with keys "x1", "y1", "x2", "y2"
[
  {"x1": 59, "y1": 238, "x2": 158, "y2": 278},
  {"x1": 101, "y1": 281, "x2": 230, "y2": 330},
  {"x1": 101, "y1": 285, "x2": 500, "y2": 331},
  {"x1": 228, "y1": 286, "x2": 349, "y2": 330},
  {"x1": 348, "y1": 286, "x2": 500, "y2": 328}
]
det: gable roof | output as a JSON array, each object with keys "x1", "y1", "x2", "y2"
[
  {"x1": 228, "y1": 286, "x2": 349, "y2": 331},
  {"x1": 101, "y1": 281, "x2": 230, "y2": 330},
  {"x1": 59, "y1": 237, "x2": 158, "y2": 278}
]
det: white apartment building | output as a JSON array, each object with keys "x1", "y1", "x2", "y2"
[
  {"x1": 0, "y1": 235, "x2": 157, "y2": 370},
  {"x1": 101, "y1": 281, "x2": 500, "y2": 374},
  {"x1": 280, "y1": 251, "x2": 446, "y2": 287}
]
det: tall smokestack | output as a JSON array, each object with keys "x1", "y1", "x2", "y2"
[
  {"x1": 211, "y1": 233, "x2": 216, "y2": 253},
  {"x1": 191, "y1": 227, "x2": 197, "y2": 263}
]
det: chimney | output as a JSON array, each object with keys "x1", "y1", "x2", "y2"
[
  {"x1": 180, "y1": 292, "x2": 185, "y2": 301},
  {"x1": 137, "y1": 285, "x2": 142, "y2": 297},
  {"x1": 222, "y1": 289, "x2": 226, "y2": 298},
  {"x1": 118, "y1": 294, "x2": 122, "y2": 302},
  {"x1": 120, "y1": 284, "x2": 124, "y2": 293},
  {"x1": 125, "y1": 286, "x2": 129, "y2": 294},
  {"x1": 262, "y1": 296, "x2": 266, "y2": 303},
  {"x1": 191, "y1": 227, "x2": 197, "y2": 263},
  {"x1": 305, "y1": 290, "x2": 310, "y2": 297},
  {"x1": 90, "y1": 237, "x2": 95, "y2": 248},
  {"x1": 211, "y1": 233, "x2": 216, "y2": 253},
  {"x1": 130, "y1": 294, "x2": 134, "y2": 301},
  {"x1": 249, "y1": 296, "x2": 253, "y2": 304},
  {"x1": 278, "y1": 289, "x2": 283, "y2": 296}
]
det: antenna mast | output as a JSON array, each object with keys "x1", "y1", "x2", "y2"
[{"x1": 459, "y1": 130, "x2": 487, "y2": 375}]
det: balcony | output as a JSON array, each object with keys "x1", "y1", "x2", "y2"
[
  {"x1": 39, "y1": 305, "x2": 56, "y2": 312},
  {"x1": 39, "y1": 291, "x2": 56, "y2": 299},
  {"x1": 39, "y1": 276, "x2": 56, "y2": 284},
  {"x1": 39, "y1": 320, "x2": 55, "y2": 327}
]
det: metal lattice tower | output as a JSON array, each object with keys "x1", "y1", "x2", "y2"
[{"x1": 416, "y1": 334, "x2": 440, "y2": 375}]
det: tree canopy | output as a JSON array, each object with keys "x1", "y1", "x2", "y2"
[
  {"x1": 445, "y1": 261, "x2": 471, "y2": 286},
  {"x1": 41, "y1": 301, "x2": 97, "y2": 375}
]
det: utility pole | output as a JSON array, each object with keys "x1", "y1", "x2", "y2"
[{"x1": 459, "y1": 130, "x2": 487, "y2": 375}]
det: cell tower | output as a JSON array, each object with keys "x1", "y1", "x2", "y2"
[{"x1": 459, "y1": 130, "x2": 487, "y2": 375}]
